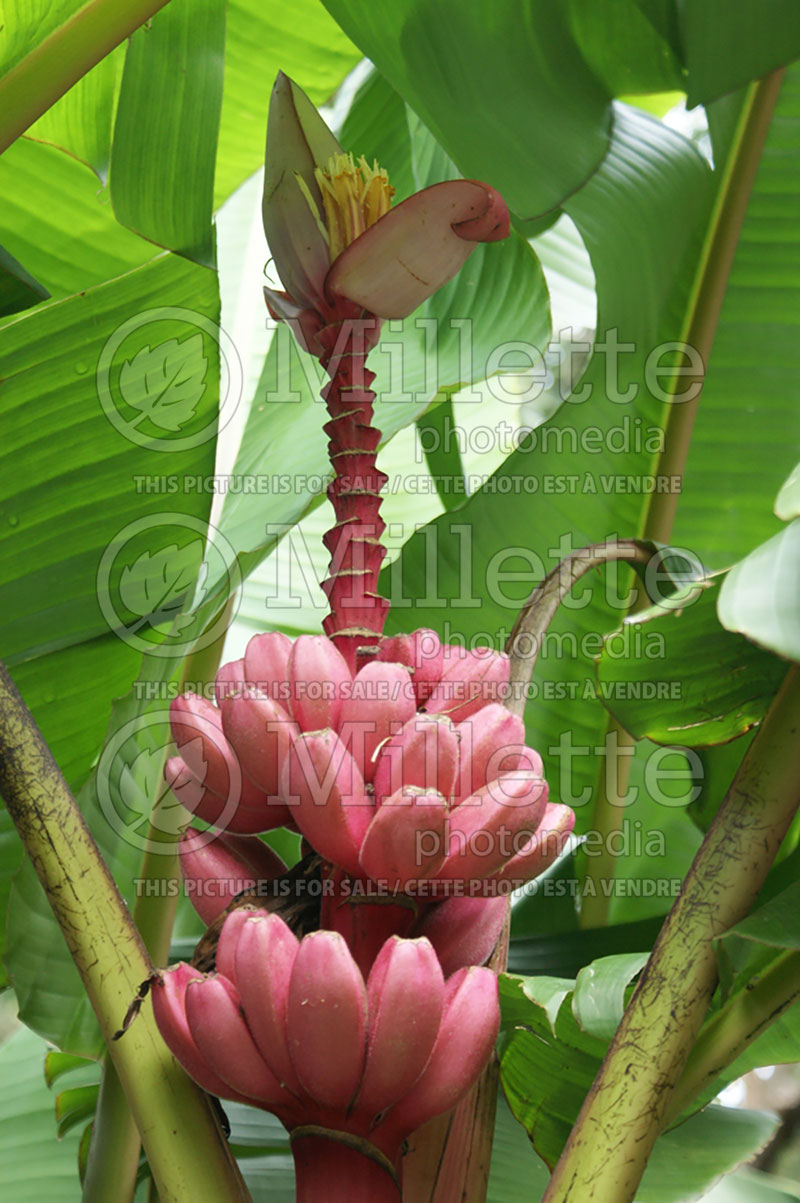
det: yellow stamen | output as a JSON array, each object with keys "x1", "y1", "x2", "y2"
[{"x1": 309, "y1": 153, "x2": 393, "y2": 263}]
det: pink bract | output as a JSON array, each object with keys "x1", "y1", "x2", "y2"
[{"x1": 262, "y1": 73, "x2": 510, "y2": 336}]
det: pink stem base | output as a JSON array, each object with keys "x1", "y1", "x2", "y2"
[
  {"x1": 291, "y1": 1128, "x2": 401, "y2": 1203},
  {"x1": 320, "y1": 884, "x2": 417, "y2": 977}
]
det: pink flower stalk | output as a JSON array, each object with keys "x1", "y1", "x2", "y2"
[
  {"x1": 262, "y1": 75, "x2": 509, "y2": 670},
  {"x1": 152, "y1": 914, "x2": 500, "y2": 1201}
]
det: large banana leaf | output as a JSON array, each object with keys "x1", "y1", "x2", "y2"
[
  {"x1": 680, "y1": 0, "x2": 800, "y2": 105},
  {"x1": 567, "y1": 0, "x2": 685, "y2": 96},
  {"x1": 380, "y1": 104, "x2": 712, "y2": 820},
  {"x1": 110, "y1": 0, "x2": 226, "y2": 265},
  {"x1": 0, "y1": 138, "x2": 158, "y2": 299},
  {"x1": 0, "y1": 254, "x2": 220, "y2": 667},
  {"x1": 320, "y1": 0, "x2": 614, "y2": 219},
  {"x1": 24, "y1": 50, "x2": 121, "y2": 180},
  {"x1": 718, "y1": 521, "x2": 800, "y2": 661},
  {"x1": 672, "y1": 67, "x2": 800, "y2": 565},
  {"x1": 595, "y1": 580, "x2": 788, "y2": 744},
  {"x1": 0, "y1": 254, "x2": 221, "y2": 1019}
]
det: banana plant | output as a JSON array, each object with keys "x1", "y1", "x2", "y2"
[{"x1": 2, "y1": 3, "x2": 800, "y2": 1203}]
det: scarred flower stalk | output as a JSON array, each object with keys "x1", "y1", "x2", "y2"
[
  {"x1": 291, "y1": 1132, "x2": 401, "y2": 1203},
  {"x1": 262, "y1": 73, "x2": 509, "y2": 669},
  {"x1": 317, "y1": 309, "x2": 388, "y2": 669}
]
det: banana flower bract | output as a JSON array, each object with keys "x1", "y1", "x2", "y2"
[{"x1": 262, "y1": 71, "x2": 509, "y2": 352}]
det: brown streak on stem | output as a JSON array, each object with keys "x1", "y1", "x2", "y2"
[
  {"x1": 0, "y1": 661, "x2": 250, "y2": 1201},
  {"x1": 543, "y1": 665, "x2": 800, "y2": 1203}
]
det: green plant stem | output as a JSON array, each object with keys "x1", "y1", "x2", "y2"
[
  {"x1": 504, "y1": 540, "x2": 657, "y2": 716},
  {"x1": 0, "y1": 660, "x2": 250, "y2": 1202},
  {"x1": 668, "y1": 948, "x2": 800, "y2": 1123},
  {"x1": 542, "y1": 665, "x2": 800, "y2": 1203},
  {"x1": 0, "y1": 0, "x2": 173, "y2": 154},
  {"x1": 580, "y1": 69, "x2": 786, "y2": 927},
  {"x1": 83, "y1": 774, "x2": 182, "y2": 1203},
  {"x1": 82, "y1": 1062, "x2": 142, "y2": 1203},
  {"x1": 578, "y1": 721, "x2": 634, "y2": 929},
  {"x1": 84, "y1": 597, "x2": 236, "y2": 1201}
]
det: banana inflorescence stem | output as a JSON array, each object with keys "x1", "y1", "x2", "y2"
[{"x1": 317, "y1": 317, "x2": 389, "y2": 672}]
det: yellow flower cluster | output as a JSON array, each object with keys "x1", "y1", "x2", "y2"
[{"x1": 297, "y1": 153, "x2": 394, "y2": 263}]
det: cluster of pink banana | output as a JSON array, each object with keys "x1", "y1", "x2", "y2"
[
  {"x1": 152, "y1": 71, "x2": 574, "y2": 1201},
  {"x1": 167, "y1": 629, "x2": 573, "y2": 893},
  {"x1": 153, "y1": 912, "x2": 499, "y2": 1200}
]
